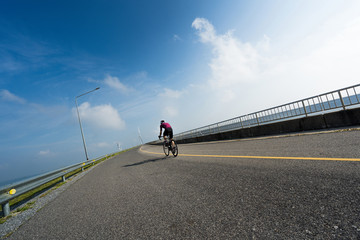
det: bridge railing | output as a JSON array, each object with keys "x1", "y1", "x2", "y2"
[
  {"x1": 175, "y1": 84, "x2": 360, "y2": 140},
  {"x1": 0, "y1": 155, "x2": 107, "y2": 217}
]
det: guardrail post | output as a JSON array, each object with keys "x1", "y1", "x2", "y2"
[
  {"x1": 301, "y1": 100, "x2": 308, "y2": 117},
  {"x1": 81, "y1": 167, "x2": 84, "y2": 171},
  {"x1": 239, "y1": 117, "x2": 244, "y2": 129},
  {"x1": 62, "y1": 176, "x2": 66, "y2": 182},
  {"x1": 318, "y1": 96, "x2": 324, "y2": 111},
  {"x1": 255, "y1": 113, "x2": 260, "y2": 126},
  {"x1": 338, "y1": 91, "x2": 346, "y2": 110},
  {"x1": 2, "y1": 202, "x2": 10, "y2": 217}
]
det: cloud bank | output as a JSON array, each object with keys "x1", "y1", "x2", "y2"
[
  {"x1": 191, "y1": 16, "x2": 360, "y2": 106},
  {"x1": 192, "y1": 18, "x2": 263, "y2": 88}
]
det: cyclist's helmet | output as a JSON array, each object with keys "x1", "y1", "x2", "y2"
[{"x1": 160, "y1": 120, "x2": 165, "y2": 124}]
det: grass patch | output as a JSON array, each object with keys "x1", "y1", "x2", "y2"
[
  {"x1": 53, "y1": 181, "x2": 67, "y2": 190},
  {"x1": 0, "y1": 215, "x2": 12, "y2": 224},
  {"x1": 15, "y1": 201, "x2": 35, "y2": 213}
]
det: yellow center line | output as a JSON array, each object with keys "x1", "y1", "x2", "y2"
[{"x1": 139, "y1": 148, "x2": 360, "y2": 162}]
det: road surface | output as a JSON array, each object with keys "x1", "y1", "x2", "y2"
[{"x1": 8, "y1": 129, "x2": 360, "y2": 239}]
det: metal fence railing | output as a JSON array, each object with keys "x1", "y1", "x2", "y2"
[
  {"x1": 0, "y1": 154, "x2": 111, "y2": 217},
  {"x1": 174, "y1": 84, "x2": 360, "y2": 140}
]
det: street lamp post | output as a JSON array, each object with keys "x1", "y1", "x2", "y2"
[
  {"x1": 75, "y1": 87, "x2": 100, "y2": 161},
  {"x1": 138, "y1": 127, "x2": 144, "y2": 145}
]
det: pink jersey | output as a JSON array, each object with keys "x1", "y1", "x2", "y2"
[{"x1": 160, "y1": 122, "x2": 172, "y2": 129}]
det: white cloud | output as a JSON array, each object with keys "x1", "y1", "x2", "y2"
[
  {"x1": 94, "y1": 142, "x2": 110, "y2": 148},
  {"x1": 74, "y1": 102, "x2": 125, "y2": 130},
  {"x1": 297, "y1": 17, "x2": 360, "y2": 84},
  {"x1": 39, "y1": 150, "x2": 50, "y2": 156},
  {"x1": 103, "y1": 75, "x2": 130, "y2": 93},
  {"x1": 191, "y1": 13, "x2": 360, "y2": 105},
  {"x1": 162, "y1": 106, "x2": 178, "y2": 118},
  {"x1": 192, "y1": 18, "x2": 217, "y2": 43},
  {"x1": 0, "y1": 89, "x2": 26, "y2": 104},
  {"x1": 173, "y1": 34, "x2": 182, "y2": 41},
  {"x1": 192, "y1": 18, "x2": 263, "y2": 91},
  {"x1": 256, "y1": 35, "x2": 270, "y2": 52},
  {"x1": 0, "y1": 58, "x2": 23, "y2": 72},
  {"x1": 131, "y1": 71, "x2": 148, "y2": 80},
  {"x1": 159, "y1": 88, "x2": 184, "y2": 99}
]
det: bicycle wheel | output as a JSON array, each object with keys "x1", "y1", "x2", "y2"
[
  {"x1": 163, "y1": 141, "x2": 169, "y2": 156},
  {"x1": 171, "y1": 140, "x2": 178, "y2": 157}
]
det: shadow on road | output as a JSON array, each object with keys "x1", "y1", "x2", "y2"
[{"x1": 122, "y1": 156, "x2": 169, "y2": 167}]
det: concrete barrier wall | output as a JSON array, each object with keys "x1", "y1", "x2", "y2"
[{"x1": 174, "y1": 108, "x2": 360, "y2": 144}]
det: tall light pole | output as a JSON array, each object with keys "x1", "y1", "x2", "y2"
[
  {"x1": 116, "y1": 142, "x2": 122, "y2": 151},
  {"x1": 75, "y1": 87, "x2": 100, "y2": 161},
  {"x1": 138, "y1": 127, "x2": 144, "y2": 145}
]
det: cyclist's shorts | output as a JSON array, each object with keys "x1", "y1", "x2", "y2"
[{"x1": 164, "y1": 128, "x2": 173, "y2": 139}]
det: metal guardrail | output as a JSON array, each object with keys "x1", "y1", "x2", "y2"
[
  {"x1": 174, "y1": 84, "x2": 360, "y2": 140},
  {"x1": 0, "y1": 156, "x2": 106, "y2": 217}
]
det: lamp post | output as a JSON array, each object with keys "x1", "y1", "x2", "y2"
[
  {"x1": 75, "y1": 87, "x2": 100, "y2": 161},
  {"x1": 138, "y1": 127, "x2": 144, "y2": 145}
]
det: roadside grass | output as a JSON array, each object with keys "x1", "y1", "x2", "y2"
[
  {"x1": 0, "y1": 215, "x2": 11, "y2": 224},
  {"x1": 0, "y1": 149, "x2": 129, "y2": 223},
  {"x1": 15, "y1": 201, "x2": 35, "y2": 213}
]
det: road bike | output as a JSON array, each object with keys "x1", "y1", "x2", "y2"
[{"x1": 159, "y1": 137, "x2": 178, "y2": 157}]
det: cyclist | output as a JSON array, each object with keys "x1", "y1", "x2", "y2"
[{"x1": 159, "y1": 120, "x2": 175, "y2": 148}]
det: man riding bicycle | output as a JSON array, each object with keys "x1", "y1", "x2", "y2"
[{"x1": 159, "y1": 120, "x2": 175, "y2": 148}]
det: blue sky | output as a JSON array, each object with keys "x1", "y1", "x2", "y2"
[{"x1": 1, "y1": 0, "x2": 360, "y2": 184}]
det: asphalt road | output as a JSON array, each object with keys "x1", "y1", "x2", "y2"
[{"x1": 8, "y1": 129, "x2": 360, "y2": 239}]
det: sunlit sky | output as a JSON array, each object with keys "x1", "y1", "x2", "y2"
[{"x1": 1, "y1": 0, "x2": 360, "y2": 184}]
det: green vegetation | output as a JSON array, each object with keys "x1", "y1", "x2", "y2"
[
  {"x1": 0, "y1": 215, "x2": 12, "y2": 224},
  {"x1": 15, "y1": 201, "x2": 35, "y2": 213}
]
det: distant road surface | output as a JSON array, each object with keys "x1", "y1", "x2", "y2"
[{"x1": 8, "y1": 129, "x2": 360, "y2": 239}]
